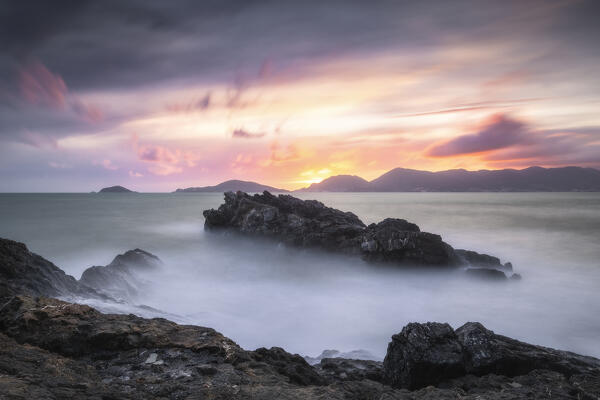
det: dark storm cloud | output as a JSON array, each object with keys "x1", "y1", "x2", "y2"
[{"x1": 3, "y1": 0, "x2": 590, "y2": 92}]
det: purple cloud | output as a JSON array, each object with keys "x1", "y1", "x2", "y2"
[
  {"x1": 428, "y1": 114, "x2": 527, "y2": 157},
  {"x1": 232, "y1": 129, "x2": 265, "y2": 139}
]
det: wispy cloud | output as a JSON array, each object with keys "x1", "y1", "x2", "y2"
[
  {"x1": 232, "y1": 128, "x2": 265, "y2": 139},
  {"x1": 19, "y1": 61, "x2": 104, "y2": 123},
  {"x1": 166, "y1": 93, "x2": 211, "y2": 113},
  {"x1": 18, "y1": 130, "x2": 58, "y2": 149}
]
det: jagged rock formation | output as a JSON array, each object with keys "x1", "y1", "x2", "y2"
[
  {"x1": 383, "y1": 321, "x2": 600, "y2": 390},
  {"x1": 203, "y1": 191, "x2": 515, "y2": 275},
  {"x1": 0, "y1": 238, "x2": 103, "y2": 302},
  {"x1": 0, "y1": 237, "x2": 599, "y2": 399},
  {"x1": 80, "y1": 248, "x2": 161, "y2": 301}
]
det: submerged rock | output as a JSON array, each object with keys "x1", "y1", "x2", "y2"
[
  {"x1": 465, "y1": 267, "x2": 508, "y2": 280},
  {"x1": 203, "y1": 191, "x2": 512, "y2": 271}
]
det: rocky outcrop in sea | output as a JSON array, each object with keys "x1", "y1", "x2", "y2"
[
  {"x1": 203, "y1": 191, "x2": 518, "y2": 278},
  {"x1": 1, "y1": 237, "x2": 599, "y2": 399},
  {"x1": 80, "y1": 248, "x2": 161, "y2": 301}
]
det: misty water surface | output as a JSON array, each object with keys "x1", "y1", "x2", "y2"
[{"x1": 0, "y1": 192, "x2": 599, "y2": 359}]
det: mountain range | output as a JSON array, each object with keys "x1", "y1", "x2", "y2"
[
  {"x1": 299, "y1": 166, "x2": 600, "y2": 192},
  {"x1": 171, "y1": 166, "x2": 600, "y2": 193}
]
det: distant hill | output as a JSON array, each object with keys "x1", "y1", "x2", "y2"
[
  {"x1": 299, "y1": 166, "x2": 600, "y2": 192},
  {"x1": 99, "y1": 185, "x2": 135, "y2": 193},
  {"x1": 301, "y1": 175, "x2": 371, "y2": 192},
  {"x1": 175, "y1": 179, "x2": 289, "y2": 193}
]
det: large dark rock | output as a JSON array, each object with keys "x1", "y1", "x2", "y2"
[
  {"x1": 383, "y1": 321, "x2": 600, "y2": 390},
  {"x1": 203, "y1": 191, "x2": 511, "y2": 269},
  {"x1": 0, "y1": 238, "x2": 102, "y2": 302},
  {"x1": 382, "y1": 322, "x2": 466, "y2": 389},
  {"x1": 456, "y1": 249, "x2": 513, "y2": 271},
  {"x1": 456, "y1": 322, "x2": 600, "y2": 377},
  {"x1": 79, "y1": 248, "x2": 161, "y2": 301},
  {"x1": 361, "y1": 219, "x2": 458, "y2": 265},
  {"x1": 204, "y1": 191, "x2": 366, "y2": 251}
]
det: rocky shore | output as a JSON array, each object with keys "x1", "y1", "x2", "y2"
[
  {"x1": 1, "y1": 237, "x2": 599, "y2": 399},
  {"x1": 204, "y1": 191, "x2": 519, "y2": 279}
]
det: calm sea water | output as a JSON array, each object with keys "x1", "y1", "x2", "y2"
[{"x1": 1, "y1": 192, "x2": 599, "y2": 358}]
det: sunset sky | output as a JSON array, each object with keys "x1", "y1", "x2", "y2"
[{"x1": 1, "y1": 0, "x2": 599, "y2": 191}]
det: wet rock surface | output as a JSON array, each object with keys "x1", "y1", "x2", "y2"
[
  {"x1": 383, "y1": 321, "x2": 600, "y2": 391},
  {"x1": 0, "y1": 238, "x2": 103, "y2": 302},
  {"x1": 203, "y1": 191, "x2": 512, "y2": 272},
  {"x1": 80, "y1": 248, "x2": 161, "y2": 301},
  {"x1": 2, "y1": 237, "x2": 599, "y2": 399}
]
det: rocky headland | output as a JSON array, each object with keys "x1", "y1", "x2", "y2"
[
  {"x1": 203, "y1": 191, "x2": 519, "y2": 279},
  {"x1": 1, "y1": 237, "x2": 599, "y2": 399}
]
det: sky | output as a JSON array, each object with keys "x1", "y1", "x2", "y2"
[{"x1": 1, "y1": 0, "x2": 599, "y2": 191}]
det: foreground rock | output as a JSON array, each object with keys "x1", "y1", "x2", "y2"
[
  {"x1": 383, "y1": 321, "x2": 600, "y2": 390},
  {"x1": 1, "y1": 295, "x2": 599, "y2": 399},
  {"x1": 1, "y1": 239, "x2": 599, "y2": 399},
  {"x1": 80, "y1": 248, "x2": 161, "y2": 301},
  {"x1": 204, "y1": 191, "x2": 514, "y2": 274}
]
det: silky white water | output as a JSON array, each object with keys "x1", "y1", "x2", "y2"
[{"x1": 1, "y1": 192, "x2": 599, "y2": 359}]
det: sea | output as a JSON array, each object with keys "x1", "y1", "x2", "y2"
[{"x1": 1, "y1": 192, "x2": 599, "y2": 359}]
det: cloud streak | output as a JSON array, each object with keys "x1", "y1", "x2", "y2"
[
  {"x1": 232, "y1": 129, "x2": 265, "y2": 139},
  {"x1": 18, "y1": 61, "x2": 104, "y2": 124},
  {"x1": 427, "y1": 114, "x2": 528, "y2": 157}
]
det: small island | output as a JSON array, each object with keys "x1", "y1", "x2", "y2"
[{"x1": 98, "y1": 185, "x2": 136, "y2": 193}]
